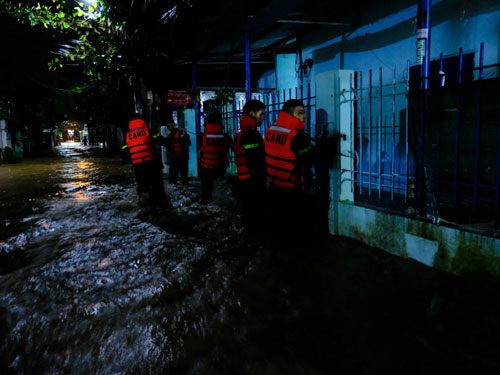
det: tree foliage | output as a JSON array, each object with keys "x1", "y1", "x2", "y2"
[
  {"x1": 1, "y1": 0, "x2": 134, "y2": 80},
  {"x1": 0, "y1": 0, "x2": 193, "y2": 134}
]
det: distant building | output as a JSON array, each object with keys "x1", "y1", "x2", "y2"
[{"x1": 0, "y1": 119, "x2": 12, "y2": 151}]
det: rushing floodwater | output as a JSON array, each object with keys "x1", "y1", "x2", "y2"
[{"x1": 2, "y1": 142, "x2": 500, "y2": 374}]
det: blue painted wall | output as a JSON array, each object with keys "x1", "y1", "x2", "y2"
[
  {"x1": 275, "y1": 53, "x2": 298, "y2": 93},
  {"x1": 302, "y1": 0, "x2": 500, "y2": 82},
  {"x1": 256, "y1": 69, "x2": 276, "y2": 90}
]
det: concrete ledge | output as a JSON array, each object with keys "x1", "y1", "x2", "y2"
[{"x1": 332, "y1": 202, "x2": 500, "y2": 280}]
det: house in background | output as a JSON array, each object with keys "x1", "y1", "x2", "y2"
[
  {"x1": 0, "y1": 119, "x2": 12, "y2": 161},
  {"x1": 183, "y1": 0, "x2": 500, "y2": 279}
]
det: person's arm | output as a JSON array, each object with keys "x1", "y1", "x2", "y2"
[
  {"x1": 291, "y1": 132, "x2": 315, "y2": 162},
  {"x1": 152, "y1": 131, "x2": 169, "y2": 146},
  {"x1": 291, "y1": 132, "x2": 316, "y2": 190}
]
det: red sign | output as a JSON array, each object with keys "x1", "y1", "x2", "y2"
[{"x1": 167, "y1": 90, "x2": 193, "y2": 107}]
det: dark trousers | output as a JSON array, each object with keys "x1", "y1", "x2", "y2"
[
  {"x1": 268, "y1": 187, "x2": 314, "y2": 246},
  {"x1": 238, "y1": 181, "x2": 265, "y2": 231},
  {"x1": 200, "y1": 167, "x2": 225, "y2": 203},
  {"x1": 168, "y1": 156, "x2": 189, "y2": 184},
  {"x1": 133, "y1": 160, "x2": 168, "y2": 206}
]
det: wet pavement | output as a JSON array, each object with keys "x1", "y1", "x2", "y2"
[{"x1": 1, "y1": 142, "x2": 500, "y2": 374}]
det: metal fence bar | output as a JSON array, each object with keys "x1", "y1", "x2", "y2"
[
  {"x1": 453, "y1": 48, "x2": 463, "y2": 209},
  {"x1": 378, "y1": 67, "x2": 383, "y2": 199},
  {"x1": 369, "y1": 68, "x2": 373, "y2": 197},
  {"x1": 359, "y1": 72, "x2": 364, "y2": 195},
  {"x1": 391, "y1": 65, "x2": 396, "y2": 200},
  {"x1": 458, "y1": 47, "x2": 463, "y2": 85},
  {"x1": 439, "y1": 52, "x2": 445, "y2": 87},
  {"x1": 473, "y1": 42, "x2": 484, "y2": 215},
  {"x1": 497, "y1": 126, "x2": 500, "y2": 222},
  {"x1": 436, "y1": 53, "x2": 444, "y2": 209},
  {"x1": 405, "y1": 60, "x2": 410, "y2": 203},
  {"x1": 350, "y1": 73, "x2": 355, "y2": 191},
  {"x1": 473, "y1": 63, "x2": 500, "y2": 71},
  {"x1": 307, "y1": 83, "x2": 312, "y2": 136}
]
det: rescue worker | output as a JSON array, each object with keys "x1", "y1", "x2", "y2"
[
  {"x1": 165, "y1": 123, "x2": 191, "y2": 185},
  {"x1": 199, "y1": 110, "x2": 232, "y2": 204},
  {"x1": 234, "y1": 99, "x2": 266, "y2": 230},
  {"x1": 264, "y1": 99, "x2": 315, "y2": 241},
  {"x1": 122, "y1": 116, "x2": 171, "y2": 208}
]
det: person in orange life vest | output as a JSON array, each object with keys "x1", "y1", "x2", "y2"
[
  {"x1": 199, "y1": 110, "x2": 232, "y2": 204},
  {"x1": 264, "y1": 99, "x2": 315, "y2": 239},
  {"x1": 234, "y1": 99, "x2": 266, "y2": 229},
  {"x1": 165, "y1": 122, "x2": 191, "y2": 185},
  {"x1": 122, "y1": 116, "x2": 171, "y2": 207}
]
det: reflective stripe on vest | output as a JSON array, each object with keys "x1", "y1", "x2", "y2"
[
  {"x1": 264, "y1": 126, "x2": 302, "y2": 189},
  {"x1": 126, "y1": 126, "x2": 157, "y2": 164},
  {"x1": 201, "y1": 124, "x2": 227, "y2": 169},
  {"x1": 234, "y1": 130, "x2": 263, "y2": 181},
  {"x1": 234, "y1": 131, "x2": 250, "y2": 181}
]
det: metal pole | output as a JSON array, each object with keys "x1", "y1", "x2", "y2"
[
  {"x1": 439, "y1": 52, "x2": 445, "y2": 87},
  {"x1": 391, "y1": 65, "x2": 396, "y2": 201},
  {"x1": 458, "y1": 47, "x2": 463, "y2": 85},
  {"x1": 473, "y1": 42, "x2": 485, "y2": 215},
  {"x1": 417, "y1": 0, "x2": 432, "y2": 90},
  {"x1": 454, "y1": 48, "x2": 463, "y2": 210},
  {"x1": 369, "y1": 68, "x2": 373, "y2": 197},
  {"x1": 405, "y1": 60, "x2": 410, "y2": 203},
  {"x1": 245, "y1": 32, "x2": 251, "y2": 101},
  {"x1": 298, "y1": 35, "x2": 304, "y2": 85},
  {"x1": 478, "y1": 42, "x2": 485, "y2": 80},
  {"x1": 276, "y1": 90, "x2": 280, "y2": 123},
  {"x1": 379, "y1": 67, "x2": 383, "y2": 199},
  {"x1": 192, "y1": 63, "x2": 201, "y2": 173},
  {"x1": 353, "y1": 72, "x2": 359, "y2": 192},
  {"x1": 359, "y1": 71, "x2": 363, "y2": 195},
  {"x1": 497, "y1": 126, "x2": 500, "y2": 223},
  {"x1": 307, "y1": 83, "x2": 311, "y2": 136},
  {"x1": 351, "y1": 73, "x2": 355, "y2": 192},
  {"x1": 436, "y1": 52, "x2": 444, "y2": 209}
]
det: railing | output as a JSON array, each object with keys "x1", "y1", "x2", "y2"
[
  {"x1": 347, "y1": 42, "x2": 500, "y2": 234},
  {"x1": 413, "y1": 43, "x2": 500, "y2": 229},
  {"x1": 345, "y1": 65, "x2": 415, "y2": 212},
  {"x1": 219, "y1": 85, "x2": 317, "y2": 171}
]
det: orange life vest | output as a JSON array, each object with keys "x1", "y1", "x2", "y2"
[
  {"x1": 125, "y1": 119, "x2": 157, "y2": 164},
  {"x1": 169, "y1": 129, "x2": 189, "y2": 157},
  {"x1": 200, "y1": 123, "x2": 227, "y2": 169},
  {"x1": 264, "y1": 111, "x2": 305, "y2": 189},
  {"x1": 234, "y1": 114, "x2": 262, "y2": 181}
]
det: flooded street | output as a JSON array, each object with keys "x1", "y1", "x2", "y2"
[{"x1": 2, "y1": 143, "x2": 500, "y2": 374}]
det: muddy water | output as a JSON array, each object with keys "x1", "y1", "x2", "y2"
[
  {"x1": 0, "y1": 143, "x2": 267, "y2": 373},
  {"x1": 2, "y1": 143, "x2": 500, "y2": 374}
]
